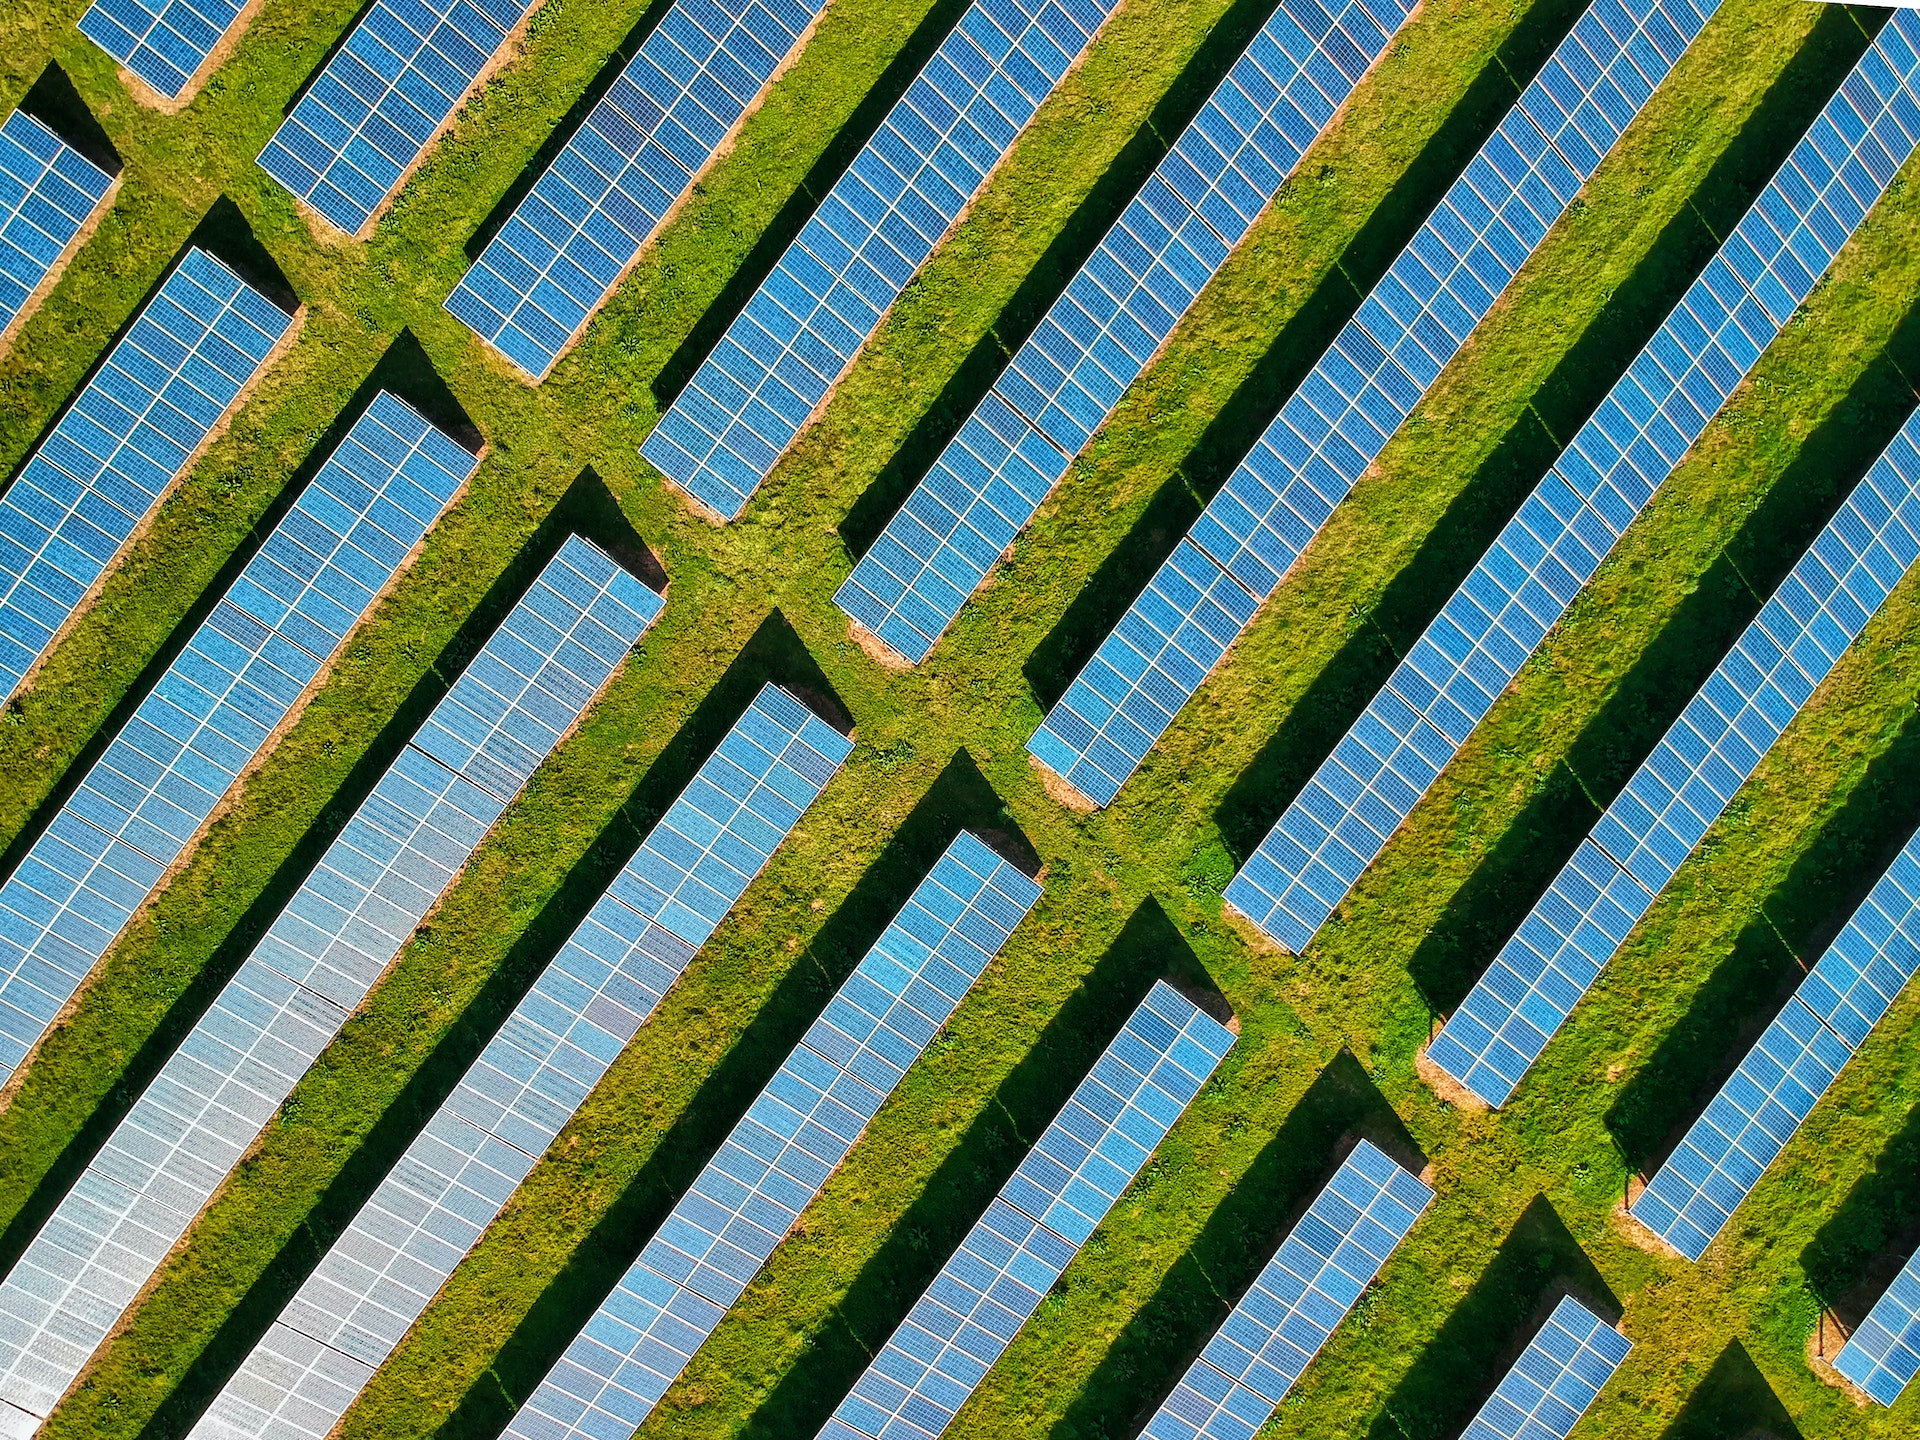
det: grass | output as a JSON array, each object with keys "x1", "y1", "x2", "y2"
[{"x1": 0, "y1": 0, "x2": 1916, "y2": 1437}]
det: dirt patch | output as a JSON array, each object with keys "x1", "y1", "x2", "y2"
[
  {"x1": 1415, "y1": 1042, "x2": 1489, "y2": 1112},
  {"x1": 849, "y1": 619, "x2": 913, "y2": 670},
  {"x1": 1031, "y1": 751, "x2": 1097, "y2": 814}
]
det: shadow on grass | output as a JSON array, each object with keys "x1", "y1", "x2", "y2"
[
  {"x1": 1802, "y1": 1100, "x2": 1920, "y2": 1328},
  {"x1": 19, "y1": 62, "x2": 120, "y2": 176},
  {"x1": 1659, "y1": 1341, "x2": 1803, "y2": 1440}
]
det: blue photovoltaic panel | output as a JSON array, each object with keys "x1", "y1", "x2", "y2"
[
  {"x1": 447, "y1": 0, "x2": 831, "y2": 380},
  {"x1": 1432, "y1": 404, "x2": 1920, "y2": 1110},
  {"x1": 1223, "y1": 18, "x2": 1920, "y2": 956},
  {"x1": 0, "y1": 537, "x2": 660, "y2": 1433},
  {"x1": 0, "y1": 111, "x2": 114, "y2": 346},
  {"x1": 494, "y1": 833, "x2": 1039, "y2": 1440},
  {"x1": 1836, "y1": 1242, "x2": 1920, "y2": 1407},
  {"x1": 1140, "y1": 1140, "x2": 1429, "y2": 1440},
  {"x1": 640, "y1": 0, "x2": 1128, "y2": 521},
  {"x1": 258, "y1": 0, "x2": 539, "y2": 237},
  {"x1": 1459, "y1": 1297, "x2": 1631, "y2": 1440},
  {"x1": 78, "y1": 0, "x2": 250, "y2": 101},
  {"x1": 815, "y1": 980, "x2": 1236, "y2": 1440},
  {"x1": 1028, "y1": 0, "x2": 1726, "y2": 809},
  {"x1": 832, "y1": 0, "x2": 1416, "y2": 664},
  {"x1": 0, "y1": 246, "x2": 296, "y2": 705}
]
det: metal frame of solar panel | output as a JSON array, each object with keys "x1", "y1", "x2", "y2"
[
  {"x1": 1456, "y1": 1296, "x2": 1631, "y2": 1440},
  {"x1": 0, "y1": 109, "x2": 115, "y2": 351},
  {"x1": 78, "y1": 0, "x2": 252, "y2": 104},
  {"x1": 1139, "y1": 1139, "x2": 1429, "y2": 1440},
  {"x1": 1836, "y1": 1241, "x2": 1920, "y2": 1407},
  {"x1": 258, "y1": 0, "x2": 539, "y2": 239},
  {"x1": 639, "y1": 0, "x2": 1127, "y2": 522},
  {"x1": 1430, "y1": 402, "x2": 1920, "y2": 1115},
  {"x1": 0, "y1": 245, "x2": 297, "y2": 705},
  {"x1": 1220, "y1": 17, "x2": 1920, "y2": 958},
  {"x1": 1023, "y1": 0, "x2": 1725, "y2": 811},
  {"x1": 813, "y1": 979, "x2": 1235, "y2": 1440},
  {"x1": 495, "y1": 831, "x2": 1037, "y2": 1440},
  {"x1": 831, "y1": 0, "x2": 1416, "y2": 666},
  {"x1": 0, "y1": 536, "x2": 660, "y2": 1432},
  {"x1": 447, "y1": 0, "x2": 830, "y2": 381}
]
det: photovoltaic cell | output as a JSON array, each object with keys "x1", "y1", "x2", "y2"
[
  {"x1": 258, "y1": 0, "x2": 539, "y2": 238},
  {"x1": 1139, "y1": 1140, "x2": 1429, "y2": 1440},
  {"x1": 1459, "y1": 1297, "x2": 1631, "y2": 1440},
  {"x1": 0, "y1": 537, "x2": 660, "y2": 1434},
  {"x1": 832, "y1": 0, "x2": 1416, "y2": 664},
  {"x1": 78, "y1": 0, "x2": 251, "y2": 102},
  {"x1": 1223, "y1": 16, "x2": 1920, "y2": 957},
  {"x1": 494, "y1": 832, "x2": 1038, "y2": 1440},
  {"x1": 641, "y1": 0, "x2": 1128, "y2": 521},
  {"x1": 1836, "y1": 1241, "x2": 1920, "y2": 1407},
  {"x1": 447, "y1": 0, "x2": 832, "y2": 380},
  {"x1": 815, "y1": 980, "x2": 1236, "y2": 1440},
  {"x1": 1433, "y1": 401, "x2": 1920, "y2": 1110},
  {"x1": 1028, "y1": 0, "x2": 1727, "y2": 808},
  {"x1": 0, "y1": 246, "x2": 296, "y2": 705},
  {"x1": 0, "y1": 110, "x2": 114, "y2": 347}
]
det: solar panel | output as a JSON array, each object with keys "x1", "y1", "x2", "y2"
[
  {"x1": 832, "y1": 0, "x2": 1417, "y2": 664},
  {"x1": 0, "y1": 536, "x2": 661, "y2": 1431},
  {"x1": 0, "y1": 246, "x2": 297, "y2": 705},
  {"x1": 446, "y1": 0, "x2": 834, "y2": 380},
  {"x1": 1222, "y1": 17, "x2": 1920, "y2": 956},
  {"x1": 0, "y1": 109, "x2": 114, "y2": 349},
  {"x1": 489, "y1": 832, "x2": 1037, "y2": 1440},
  {"x1": 78, "y1": 0, "x2": 252, "y2": 103},
  {"x1": 640, "y1": 0, "x2": 1131, "y2": 521},
  {"x1": 258, "y1": 0, "x2": 539, "y2": 238},
  {"x1": 1457, "y1": 1296, "x2": 1631, "y2": 1440},
  {"x1": 1836, "y1": 1240, "x2": 1920, "y2": 1407},
  {"x1": 815, "y1": 979, "x2": 1235, "y2": 1440},
  {"x1": 1026, "y1": 0, "x2": 1726, "y2": 808},
  {"x1": 1139, "y1": 1139, "x2": 1429, "y2": 1440}
]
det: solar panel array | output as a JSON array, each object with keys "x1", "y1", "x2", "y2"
[
  {"x1": 832, "y1": 0, "x2": 1416, "y2": 665},
  {"x1": 498, "y1": 832, "x2": 1039, "y2": 1440},
  {"x1": 1222, "y1": 19, "x2": 1920, "y2": 956},
  {"x1": 0, "y1": 246, "x2": 296, "y2": 705},
  {"x1": 1025, "y1": 0, "x2": 1725, "y2": 809},
  {"x1": 640, "y1": 0, "x2": 1127, "y2": 522},
  {"x1": 258, "y1": 0, "x2": 538, "y2": 237},
  {"x1": 1836, "y1": 1241, "x2": 1920, "y2": 1407},
  {"x1": 0, "y1": 537, "x2": 661, "y2": 1431},
  {"x1": 1139, "y1": 1139, "x2": 1429, "y2": 1440},
  {"x1": 447, "y1": 0, "x2": 833, "y2": 380},
  {"x1": 1432, "y1": 405, "x2": 1920, "y2": 1112},
  {"x1": 1458, "y1": 1297, "x2": 1632, "y2": 1440},
  {"x1": 0, "y1": 110, "x2": 114, "y2": 347},
  {"x1": 815, "y1": 979, "x2": 1235, "y2": 1440},
  {"x1": 78, "y1": 0, "x2": 250, "y2": 102}
]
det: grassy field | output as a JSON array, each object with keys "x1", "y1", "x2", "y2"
[{"x1": 0, "y1": 0, "x2": 1917, "y2": 1437}]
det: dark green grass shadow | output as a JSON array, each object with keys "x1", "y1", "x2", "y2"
[
  {"x1": 1802, "y1": 1100, "x2": 1920, "y2": 1328},
  {"x1": 1660, "y1": 1341, "x2": 1803, "y2": 1440},
  {"x1": 1021, "y1": 0, "x2": 1594, "y2": 711},
  {"x1": 1207, "y1": 2, "x2": 1885, "y2": 873},
  {"x1": 1043, "y1": 1049, "x2": 1420, "y2": 1440},
  {"x1": 18, "y1": 62, "x2": 120, "y2": 177}
]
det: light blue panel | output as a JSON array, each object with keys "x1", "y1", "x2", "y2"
[
  {"x1": 78, "y1": 0, "x2": 249, "y2": 100},
  {"x1": 0, "y1": 110, "x2": 113, "y2": 342},
  {"x1": 1460, "y1": 1296, "x2": 1631, "y2": 1440},
  {"x1": 1837, "y1": 1241, "x2": 1920, "y2": 1407}
]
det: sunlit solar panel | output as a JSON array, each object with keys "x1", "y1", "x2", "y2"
[
  {"x1": 1836, "y1": 1240, "x2": 1920, "y2": 1406},
  {"x1": 1459, "y1": 1297, "x2": 1631, "y2": 1440},
  {"x1": 78, "y1": 0, "x2": 252, "y2": 102},
  {"x1": 0, "y1": 109, "x2": 114, "y2": 349}
]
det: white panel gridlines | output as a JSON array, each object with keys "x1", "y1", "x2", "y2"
[
  {"x1": 1140, "y1": 1139, "x2": 1430, "y2": 1440},
  {"x1": 0, "y1": 536, "x2": 661, "y2": 1434},
  {"x1": 1026, "y1": 0, "x2": 1725, "y2": 809},
  {"x1": 1836, "y1": 1240, "x2": 1920, "y2": 1407},
  {"x1": 0, "y1": 246, "x2": 296, "y2": 705},
  {"x1": 1434, "y1": 399, "x2": 1920, "y2": 1111},
  {"x1": 640, "y1": 0, "x2": 1125, "y2": 521},
  {"x1": 0, "y1": 110, "x2": 114, "y2": 346},
  {"x1": 1223, "y1": 16, "x2": 1920, "y2": 955},
  {"x1": 832, "y1": 0, "x2": 1416, "y2": 666},
  {"x1": 1459, "y1": 1296, "x2": 1631, "y2": 1440},
  {"x1": 498, "y1": 831, "x2": 1040, "y2": 1440},
  {"x1": 816, "y1": 979, "x2": 1236, "y2": 1440},
  {"x1": 78, "y1": 0, "x2": 249, "y2": 102},
  {"x1": 447, "y1": 0, "x2": 830, "y2": 380}
]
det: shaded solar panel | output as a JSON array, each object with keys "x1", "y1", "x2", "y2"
[
  {"x1": 1222, "y1": 18, "x2": 1920, "y2": 957},
  {"x1": 258, "y1": 0, "x2": 539, "y2": 237},
  {"x1": 817, "y1": 980, "x2": 1236, "y2": 1440},
  {"x1": 640, "y1": 0, "x2": 1128, "y2": 521},
  {"x1": 832, "y1": 0, "x2": 1416, "y2": 664},
  {"x1": 1836, "y1": 1240, "x2": 1920, "y2": 1406},
  {"x1": 0, "y1": 110, "x2": 114, "y2": 347},
  {"x1": 0, "y1": 246, "x2": 296, "y2": 705},
  {"x1": 1140, "y1": 1139, "x2": 1429, "y2": 1440},
  {"x1": 1027, "y1": 0, "x2": 1726, "y2": 809},
  {"x1": 447, "y1": 0, "x2": 832, "y2": 380},
  {"x1": 0, "y1": 537, "x2": 660, "y2": 1432},
  {"x1": 1459, "y1": 1297, "x2": 1631, "y2": 1440},
  {"x1": 497, "y1": 832, "x2": 1038, "y2": 1440},
  {"x1": 1432, "y1": 402, "x2": 1920, "y2": 1111},
  {"x1": 78, "y1": 0, "x2": 251, "y2": 102}
]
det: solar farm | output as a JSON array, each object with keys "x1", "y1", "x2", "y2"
[{"x1": 3, "y1": 0, "x2": 1920, "y2": 1438}]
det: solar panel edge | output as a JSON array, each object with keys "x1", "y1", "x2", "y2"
[
  {"x1": 1456, "y1": 1295, "x2": 1630, "y2": 1440},
  {"x1": 0, "y1": 113, "x2": 118, "y2": 358},
  {"x1": 78, "y1": 0, "x2": 268, "y2": 111},
  {"x1": 1834, "y1": 1238, "x2": 1920, "y2": 1407}
]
